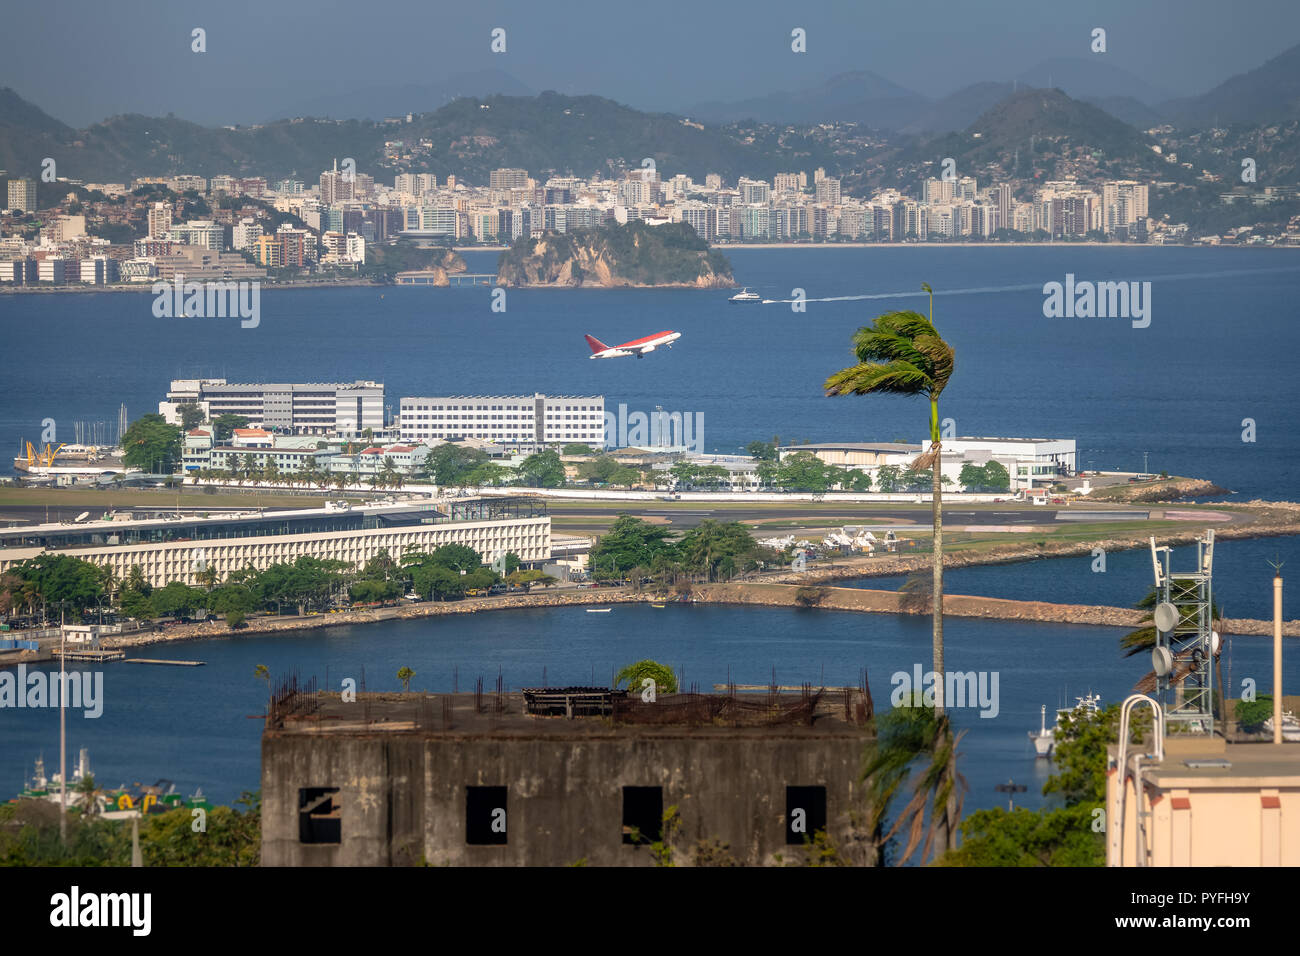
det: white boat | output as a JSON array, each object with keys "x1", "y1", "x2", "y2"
[
  {"x1": 586, "y1": 607, "x2": 612, "y2": 613},
  {"x1": 1263, "y1": 711, "x2": 1300, "y2": 742},
  {"x1": 1029, "y1": 704, "x2": 1055, "y2": 757},
  {"x1": 1029, "y1": 694, "x2": 1102, "y2": 758},
  {"x1": 729, "y1": 288, "x2": 762, "y2": 303}
]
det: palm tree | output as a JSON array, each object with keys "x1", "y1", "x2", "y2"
[
  {"x1": 73, "y1": 773, "x2": 104, "y2": 817},
  {"x1": 397, "y1": 666, "x2": 415, "y2": 692},
  {"x1": 860, "y1": 699, "x2": 968, "y2": 866},
  {"x1": 825, "y1": 291, "x2": 954, "y2": 713}
]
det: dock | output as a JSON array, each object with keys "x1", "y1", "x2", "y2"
[
  {"x1": 57, "y1": 649, "x2": 125, "y2": 662},
  {"x1": 122, "y1": 658, "x2": 205, "y2": 667}
]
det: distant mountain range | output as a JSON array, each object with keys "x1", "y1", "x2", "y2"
[
  {"x1": 686, "y1": 47, "x2": 1300, "y2": 132},
  {"x1": 0, "y1": 89, "x2": 844, "y2": 185},
  {"x1": 264, "y1": 70, "x2": 534, "y2": 123},
  {"x1": 0, "y1": 43, "x2": 1296, "y2": 190}
]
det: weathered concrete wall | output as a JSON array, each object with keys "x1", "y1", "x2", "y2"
[
  {"x1": 262, "y1": 735, "x2": 427, "y2": 866},
  {"x1": 262, "y1": 731, "x2": 869, "y2": 866}
]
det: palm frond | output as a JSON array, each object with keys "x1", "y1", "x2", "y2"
[{"x1": 824, "y1": 360, "x2": 934, "y2": 398}]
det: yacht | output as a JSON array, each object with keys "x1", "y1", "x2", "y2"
[
  {"x1": 1029, "y1": 705, "x2": 1055, "y2": 757},
  {"x1": 729, "y1": 287, "x2": 762, "y2": 303},
  {"x1": 1029, "y1": 694, "x2": 1102, "y2": 758},
  {"x1": 1263, "y1": 711, "x2": 1300, "y2": 742}
]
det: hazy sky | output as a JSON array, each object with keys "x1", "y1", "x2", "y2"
[{"x1": 6, "y1": 0, "x2": 1299, "y2": 127}]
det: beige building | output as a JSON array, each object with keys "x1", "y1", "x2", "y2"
[
  {"x1": 1107, "y1": 733, "x2": 1300, "y2": 866},
  {"x1": 777, "y1": 442, "x2": 920, "y2": 468},
  {"x1": 0, "y1": 500, "x2": 550, "y2": 590}
]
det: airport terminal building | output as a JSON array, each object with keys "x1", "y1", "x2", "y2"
[{"x1": 0, "y1": 498, "x2": 549, "y2": 589}]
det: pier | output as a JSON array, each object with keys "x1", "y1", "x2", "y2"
[
  {"x1": 122, "y1": 658, "x2": 205, "y2": 667},
  {"x1": 57, "y1": 649, "x2": 125, "y2": 662}
]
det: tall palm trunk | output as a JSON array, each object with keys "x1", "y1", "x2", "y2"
[
  {"x1": 930, "y1": 438, "x2": 954, "y2": 859},
  {"x1": 932, "y1": 441, "x2": 944, "y2": 715}
]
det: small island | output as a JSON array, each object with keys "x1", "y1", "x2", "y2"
[{"x1": 495, "y1": 221, "x2": 735, "y2": 288}]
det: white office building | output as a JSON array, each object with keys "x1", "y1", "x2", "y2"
[
  {"x1": 160, "y1": 379, "x2": 386, "y2": 436},
  {"x1": 399, "y1": 394, "x2": 605, "y2": 448}
]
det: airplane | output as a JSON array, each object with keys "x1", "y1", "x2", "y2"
[{"x1": 584, "y1": 330, "x2": 681, "y2": 359}]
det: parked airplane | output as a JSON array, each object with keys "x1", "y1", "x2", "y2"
[{"x1": 584, "y1": 330, "x2": 681, "y2": 359}]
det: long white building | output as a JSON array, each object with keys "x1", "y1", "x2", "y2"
[
  {"x1": 398, "y1": 394, "x2": 605, "y2": 448},
  {"x1": 0, "y1": 499, "x2": 549, "y2": 589}
]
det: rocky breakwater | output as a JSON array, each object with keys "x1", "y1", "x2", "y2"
[
  {"x1": 689, "y1": 582, "x2": 1300, "y2": 635},
  {"x1": 101, "y1": 588, "x2": 640, "y2": 649},
  {"x1": 1088, "y1": 477, "x2": 1229, "y2": 503}
]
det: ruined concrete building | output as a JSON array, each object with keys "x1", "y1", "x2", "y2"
[{"x1": 261, "y1": 680, "x2": 874, "y2": 866}]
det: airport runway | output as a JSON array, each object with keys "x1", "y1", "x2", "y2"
[{"x1": 545, "y1": 502, "x2": 1071, "y2": 530}]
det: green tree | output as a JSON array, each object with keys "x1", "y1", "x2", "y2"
[
  {"x1": 210, "y1": 414, "x2": 250, "y2": 444},
  {"x1": 615, "y1": 659, "x2": 678, "y2": 694},
  {"x1": 944, "y1": 704, "x2": 1147, "y2": 866},
  {"x1": 10, "y1": 554, "x2": 111, "y2": 618},
  {"x1": 397, "y1": 666, "x2": 415, "y2": 692},
  {"x1": 422, "y1": 444, "x2": 489, "y2": 486},
  {"x1": 875, "y1": 464, "x2": 903, "y2": 493},
  {"x1": 506, "y1": 568, "x2": 557, "y2": 592},
  {"x1": 520, "y1": 449, "x2": 566, "y2": 488},
  {"x1": 981, "y1": 461, "x2": 1010, "y2": 492},
  {"x1": 121, "y1": 413, "x2": 182, "y2": 472},
  {"x1": 176, "y1": 401, "x2": 205, "y2": 431},
  {"x1": 589, "y1": 515, "x2": 675, "y2": 580},
  {"x1": 776, "y1": 452, "x2": 833, "y2": 492},
  {"x1": 677, "y1": 520, "x2": 762, "y2": 581}
]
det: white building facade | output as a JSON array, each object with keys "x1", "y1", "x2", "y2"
[{"x1": 398, "y1": 395, "x2": 605, "y2": 448}]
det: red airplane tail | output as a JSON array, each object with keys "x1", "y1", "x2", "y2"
[{"x1": 584, "y1": 334, "x2": 609, "y2": 354}]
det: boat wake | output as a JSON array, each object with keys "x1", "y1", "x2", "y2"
[{"x1": 757, "y1": 264, "x2": 1300, "y2": 306}]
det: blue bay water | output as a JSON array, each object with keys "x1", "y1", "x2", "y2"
[
  {"x1": 1, "y1": 245, "x2": 1299, "y2": 828},
  {"x1": 3, "y1": 606, "x2": 1297, "y2": 815},
  {"x1": 0, "y1": 246, "x2": 1298, "y2": 497},
  {"x1": 845, "y1": 534, "x2": 1300, "y2": 622}
]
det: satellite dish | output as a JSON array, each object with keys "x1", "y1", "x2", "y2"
[
  {"x1": 1211, "y1": 630, "x2": 1221, "y2": 655},
  {"x1": 1153, "y1": 602, "x2": 1179, "y2": 632},
  {"x1": 1152, "y1": 646, "x2": 1174, "y2": 677}
]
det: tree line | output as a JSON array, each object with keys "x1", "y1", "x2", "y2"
[{"x1": 0, "y1": 544, "x2": 553, "y2": 630}]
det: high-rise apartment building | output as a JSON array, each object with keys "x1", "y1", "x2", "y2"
[
  {"x1": 148, "y1": 201, "x2": 173, "y2": 238},
  {"x1": 7, "y1": 178, "x2": 36, "y2": 213},
  {"x1": 489, "y1": 168, "x2": 530, "y2": 190}
]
